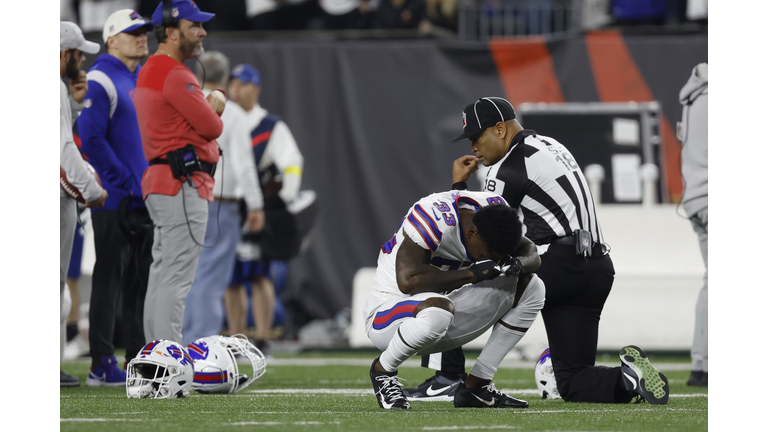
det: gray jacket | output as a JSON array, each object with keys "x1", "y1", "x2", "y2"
[{"x1": 678, "y1": 63, "x2": 708, "y2": 218}]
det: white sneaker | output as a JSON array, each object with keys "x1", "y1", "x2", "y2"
[{"x1": 63, "y1": 334, "x2": 90, "y2": 360}]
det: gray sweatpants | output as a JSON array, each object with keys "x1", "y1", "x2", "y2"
[
  {"x1": 690, "y1": 207, "x2": 708, "y2": 372},
  {"x1": 60, "y1": 196, "x2": 77, "y2": 299},
  {"x1": 144, "y1": 182, "x2": 208, "y2": 344}
]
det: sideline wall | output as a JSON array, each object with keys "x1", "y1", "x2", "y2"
[{"x1": 350, "y1": 204, "x2": 705, "y2": 351}]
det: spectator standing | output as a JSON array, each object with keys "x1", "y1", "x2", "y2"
[
  {"x1": 225, "y1": 64, "x2": 304, "y2": 355},
  {"x1": 371, "y1": 0, "x2": 426, "y2": 29},
  {"x1": 133, "y1": 0, "x2": 224, "y2": 344},
  {"x1": 77, "y1": 9, "x2": 155, "y2": 386},
  {"x1": 60, "y1": 21, "x2": 106, "y2": 387},
  {"x1": 181, "y1": 51, "x2": 265, "y2": 346},
  {"x1": 678, "y1": 62, "x2": 708, "y2": 387}
]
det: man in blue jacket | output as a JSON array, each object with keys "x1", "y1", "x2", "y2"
[{"x1": 77, "y1": 9, "x2": 154, "y2": 386}]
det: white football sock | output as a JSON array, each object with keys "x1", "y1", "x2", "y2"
[
  {"x1": 470, "y1": 274, "x2": 546, "y2": 380},
  {"x1": 470, "y1": 322, "x2": 526, "y2": 380},
  {"x1": 379, "y1": 307, "x2": 453, "y2": 373}
]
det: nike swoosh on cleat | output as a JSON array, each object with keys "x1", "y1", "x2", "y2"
[
  {"x1": 472, "y1": 394, "x2": 496, "y2": 406},
  {"x1": 379, "y1": 395, "x2": 395, "y2": 409},
  {"x1": 426, "y1": 385, "x2": 450, "y2": 396},
  {"x1": 623, "y1": 372, "x2": 638, "y2": 390}
]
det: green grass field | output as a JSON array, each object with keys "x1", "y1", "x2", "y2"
[{"x1": 60, "y1": 351, "x2": 707, "y2": 431}]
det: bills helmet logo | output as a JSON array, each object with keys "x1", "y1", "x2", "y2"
[
  {"x1": 129, "y1": 11, "x2": 141, "y2": 20},
  {"x1": 462, "y1": 112, "x2": 467, "y2": 129},
  {"x1": 187, "y1": 341, "x2": 209, "y2": 360},
  {"x1": 166, "y1": 345, "x2": 193, "y2": 367}
]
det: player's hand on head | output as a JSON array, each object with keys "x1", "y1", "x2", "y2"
[
  {"x1": 70, "y1": 70, "x2": 88, "y2": 103},
  {"x1": 452, "y1": 155, "x2": 479, "y2": 184},
  {"x1": 467, "y1": 258, "x2": 502, "y2": 283}
]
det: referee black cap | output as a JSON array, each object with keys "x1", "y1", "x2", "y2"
[{"x1": 452, "y1": 97, "x2": 516, "y2": 142}]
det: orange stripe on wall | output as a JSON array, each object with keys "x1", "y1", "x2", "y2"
[
  {"x1": 488, "y1": 37, "x2": 565, "y2": 106},
  {"x1": 584, "y1": 29, "x2": 683, "y2": 202}
]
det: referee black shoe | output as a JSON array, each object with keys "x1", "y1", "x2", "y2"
[
  {"x1": 619, "y1": 345, "x2": 669, "y2": 405},
  {"x1": 370, "y1": 358, "x2": 411, "y2": 410},
  {"x1": 403, "y1": 373, "x2": 467, "y2": 401},
  {"x1": 453, "y1": 382, "x2": 529, "y2": 408}
]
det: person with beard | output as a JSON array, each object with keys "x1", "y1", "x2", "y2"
[
  {"x1": 133, "y1": 0, "x2": 224, "y2": 345},
  {"x1": 60, "y1": 21, "x2": 107, "y2": 387},
  {"x1": 77, "y1": 9, "x2": 155, "y2": 386}
]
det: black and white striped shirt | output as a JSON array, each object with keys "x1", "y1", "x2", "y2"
[{"x1": 481, "y1": 130, "x2": 603, "y2": 246}]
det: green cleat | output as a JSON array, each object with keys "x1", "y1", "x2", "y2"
[{"x1": 619, "y1": 345, "x2": 670, "y2": 405}]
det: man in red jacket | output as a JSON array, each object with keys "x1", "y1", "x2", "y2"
[{"x1": 133, "y1": 0, "x2": 225, "y2": 345}]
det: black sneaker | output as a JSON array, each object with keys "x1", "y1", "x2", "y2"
[
  {"x1": 369, "y1": 358, "x2": 411, "y2": 410},
  {"x1": 619, "y1": 345, "x2": 670, "y2": 405},
  {"x1": 453, "y1": 382, "x2": 529, "y2": 408},
  {"x1": 60, "y1": 370, "x2": 80, "y2": 387},
  {"x1": 403, "y1": 373, "x2": 466, "y2": 401},
  {"x1": 686, "y1": 370, "x2": 708, "y2": 387}
]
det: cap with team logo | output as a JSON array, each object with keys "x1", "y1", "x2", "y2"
[
  {"x1": 103, "y1": 9, "x2": 154, "y2": 43},
  {"x1": 451, "y1": 97, "x2": 517, "y2": 142},
  {"x1": 151, "y1": 0, "x2": 215, "y2": 25},
  {"x1": 230, "y1": 64, "x2": 261, "y2": 87},
  {"x1": 60, "y1": 21, "x2": 100, "y2": 54}
]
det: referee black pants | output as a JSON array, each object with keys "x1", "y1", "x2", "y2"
[
  {"x1": 421, "y1": 244, "x2": 633, "y2": 403},
  {"x1": 89, "y1": 207, "x2": 152, "y2": 365}
]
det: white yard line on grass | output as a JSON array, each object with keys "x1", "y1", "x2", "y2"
[
  {"x1": 264, "y1": 358, "x2": 693, "y2": 371},
  {"x1": 228, "y1": 421, "x2": 341, "y2": 426},
  {"x1": 60, "y1": 419, "x2": 153, "y2": 422},
  {"x1": 242, "y1": 388, "x2": 707, "y2": 398}
]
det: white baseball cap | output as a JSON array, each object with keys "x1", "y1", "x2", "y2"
[
  {"x1": 60, "y1": 21, "x2": 100, "y2": 54},
  {"x1": 103, "y1": 9, "x2": 154, "y2": 43}
]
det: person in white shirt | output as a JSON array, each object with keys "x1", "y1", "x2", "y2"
[
  {"x1": 60, "y1": 21, "x2": 107, "y2": 387},
  {"x1": 224, "y1": 64, "x2": 304, "y2": 356},
  {"x1": 181, "y1": 51, "x2": 266, "y2": 346}
]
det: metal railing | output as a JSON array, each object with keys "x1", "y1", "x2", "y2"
[{"x1": 458, "y1": 0, "x2": 581, "y2": 40}]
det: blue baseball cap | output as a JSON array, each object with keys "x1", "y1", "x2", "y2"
[
  {"x1": 230, "y1": 64, "x2": 261, "y2": 87},
  {"x1": 151, "y1": 0, "x2": 215, "y2": 25}
]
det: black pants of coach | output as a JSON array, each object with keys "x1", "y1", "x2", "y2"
[
  {"x1": 421, "y1": 243, "x2": 633, "y2": 403},
  {"x1": 89, "y1": 207, "x2": 153, "y2": 365}
]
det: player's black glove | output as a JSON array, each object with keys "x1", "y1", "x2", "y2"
[
  {"x1": 468, "y1": 259, "x2": 502, "y2": 282},
  {"x1": 498, "y1": 255, "x2": 523, "y2": 276}
]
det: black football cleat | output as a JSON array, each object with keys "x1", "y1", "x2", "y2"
[
  {"x1": 369, "y1": 358, "x2": 411, "y2": 410},
  {"x1": 619, "y1": 345, "x2": 670, "y2": 405},
  {"x1": 453, "y1": 382, "x2": 529, "y2": 408},
  {"x1": 403, "y1": 373, "x2": 466, "y2": 401},
  {"x1": 60, "y1": 370, "x2": 80, "y2": 387}
]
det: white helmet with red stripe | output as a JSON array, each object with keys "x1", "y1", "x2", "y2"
[
  {"x1": 126, "y1": 340, "x2": 195, "y2": 399},
  {"x1": 187, "y1": 334, "x2": 267, "y2": 394},
  {"x1": 534, "y1": 347, "x2": 561, "y2": 399}
]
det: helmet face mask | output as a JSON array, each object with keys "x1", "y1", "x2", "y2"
[
  {"x1": 187, "y1": 334, "x2": 267, "y2": 394},
  {"x1": 126, "y1": 340, "x2": 194, "y2": 399},
  {"x1": 534, "y1": 348, "x2": 562, "y2": 400}
]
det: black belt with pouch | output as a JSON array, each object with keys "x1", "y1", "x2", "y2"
[
  {"x1": 550, "y1": 230, "x2": 607, "y2": 258},
  {"x1": 149, "y1": 144, "x2": 216, "y2": 185}
]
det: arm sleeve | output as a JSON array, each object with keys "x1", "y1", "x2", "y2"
[
  {"x1": 265, "y1": 121, "x2": 304, "y2": 203},
  {"x1": 77, "y1": 80, "x2": 134, "y2": 192},
  {"x1": 164, "y1": 67, "x2": 223, "y2": 140},
  {"x1": 229, "y1": 110, "x2": 264, "y2": 210},
  {"x1": 61, "y1": 89, "x2": 101, "y2": 202}
]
